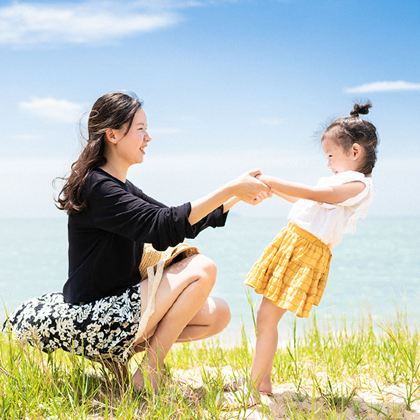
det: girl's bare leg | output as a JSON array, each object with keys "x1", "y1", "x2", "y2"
[
  {"x1": 251, "y1": 297, "x2": 286, "y2": 394},
  {"x1": 132, "y1": 254, "x2": 220, "y2": 392}
]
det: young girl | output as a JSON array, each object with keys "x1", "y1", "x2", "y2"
[{"x1": 240, "y1": 103, "x2": 379, "y2": 402}]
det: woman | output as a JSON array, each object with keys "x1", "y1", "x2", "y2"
[{"x1": 7, "y1": 91, "x2": 270, "y2": 392}]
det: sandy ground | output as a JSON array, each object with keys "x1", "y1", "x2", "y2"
[{"x1": 172, "y1": 366, "x2": 420, "y2": 419}]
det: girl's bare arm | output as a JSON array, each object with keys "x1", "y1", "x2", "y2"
[
  {"x1": 257, "y1": 175, "x2": 365, "y2": 205},
  {"x1": 270, "y1": 190, "x2": 299, "y2": 203}
]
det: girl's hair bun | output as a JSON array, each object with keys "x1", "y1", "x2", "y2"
[{"x1": 350, "y1": 102, "x2": 372, "y2": 118}]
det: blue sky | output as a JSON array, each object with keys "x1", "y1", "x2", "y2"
[{"x1": 1, "y1": 0, "x2": 419, "y2": 218}]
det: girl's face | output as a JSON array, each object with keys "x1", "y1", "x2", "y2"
[
  {"x1": 322, "y1": 132, "x2": 361, "y2": 174},
  {"x1": 110, "y1": 108, "x2": 152, "y2": 166}
]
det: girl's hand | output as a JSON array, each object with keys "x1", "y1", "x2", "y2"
[
  {"x1": 229, "y1": 170, "x2": 270, "y2": 203},
  {"x1": 248, "y1": 168, "x2": 262, "y2": 178},
  {"x1": 255, "y1": 174, "x2": 273, "y2": 187},
  {"x1": 188, "y1": 169, "x2": 270, "y2": 225}
]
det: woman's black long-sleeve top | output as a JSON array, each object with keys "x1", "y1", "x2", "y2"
[{"x1": 63, "y1": 168, "x2": 228, "y2": 304}]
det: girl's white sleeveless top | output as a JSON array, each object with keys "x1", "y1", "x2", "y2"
[{"x1": 288, "y1": 171, "x2": 373, "y2": 248}]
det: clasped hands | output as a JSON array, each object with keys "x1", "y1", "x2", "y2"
[{"x1": 233, "y1": 169, "x2": 273, "y2": 206}]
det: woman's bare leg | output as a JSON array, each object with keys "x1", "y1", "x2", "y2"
[
  {"x1": 251, "y1": 297, "x2": 286, "y2": 394},
  {"x1": 176, "y1": 296, "x2": 231, "y2": 342},
  {"x1": 137, "y1": 255, "x2": 216, "y2": 339},
  {"x1": 130, "y1": 296, "x2": 230, "y2": 355},
  {"x1": 101, "y1": 359, "x2": 128, "y2": 384},
  {"x1": 132, "y1": 254, "x2": 218, "y2": 392}
]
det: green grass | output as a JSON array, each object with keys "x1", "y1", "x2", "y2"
[{"x1": 0, "y1": 316, "x2": 419, "y2": 419}]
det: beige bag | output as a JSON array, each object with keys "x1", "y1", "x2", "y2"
[
  {"x1": 138, "y1": 243, "x2": 200, "y2": 281},
  {"x1": 131, "y1": 243, "x2": 200, "y2": 348}
]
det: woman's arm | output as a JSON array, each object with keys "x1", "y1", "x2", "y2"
[
  {"x1": 222, "y1": 189, "x2": 273, "y2": 213},
  {"x1": 223, "y1": 197, "x2": 240, "y2": 213},
  {"x1": 257, "y1": 175, "x2": 365, "y2": 205},
  {"x1": 88, "y1": 171, "x2": 268, "y2": 250}
]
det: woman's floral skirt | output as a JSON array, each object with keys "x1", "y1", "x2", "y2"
[{"x1": 4, "y1": 284, "x2": 141, "y2": 364}]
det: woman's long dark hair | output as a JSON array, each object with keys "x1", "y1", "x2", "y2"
[{"x1": 55, "y1": 92, "x2": 142, "y2": 214}]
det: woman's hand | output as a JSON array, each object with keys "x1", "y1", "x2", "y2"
[
  {"x1": 251, "y1": 189, "x2": 272, "y2": 205},
  {"x1": 229, "y1": 169, "x2": 271, "y2": 204},
  {"x1": 188, "y1": 169, "x2": 270, "y2": 225}
]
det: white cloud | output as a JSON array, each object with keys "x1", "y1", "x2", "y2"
[
  {"x1": 0, "y1": 3, "x2": 179, "y2": 45},
  {"x1": 258, "y1": 117, "x2": 284, "y2": 126},
  {"x1": 345, "y1": 80, "x2": 420, "y2": 94},
  {"x1": 19, "y1": 97, "x2": 84, "y2": 123}
]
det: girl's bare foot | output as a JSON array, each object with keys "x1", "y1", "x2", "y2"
[{"x1": 258, "y1": 376, "x2": 273, "y2": 395}]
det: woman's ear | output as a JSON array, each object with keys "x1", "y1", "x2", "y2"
[{"x1": 105, "y1": 128, "x2": 117, "y2": 144}]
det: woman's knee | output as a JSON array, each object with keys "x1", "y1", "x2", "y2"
[
  {"x1": 210, "y1": 297, "x2": 231, "y2": 332},
  {"x1": 192, "y1": 254, "x2": 217, "y2": 290}
]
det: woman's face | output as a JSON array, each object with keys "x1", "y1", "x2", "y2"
[{"x1": 112, "y1": 108, "x2": 152, "y2": 166}]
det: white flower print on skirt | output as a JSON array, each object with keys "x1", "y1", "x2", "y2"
[{"x1": 4, "y1": 284, "x2": 142, "y2": 364}]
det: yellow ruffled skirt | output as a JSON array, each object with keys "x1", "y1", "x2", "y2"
[{"x1": 245, "y1": 223, "x2": 332, "y2": 318}]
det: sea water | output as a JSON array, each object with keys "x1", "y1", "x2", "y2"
[{"x1": 1, "y1": 216, "x2": 419, "y2": 343}]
